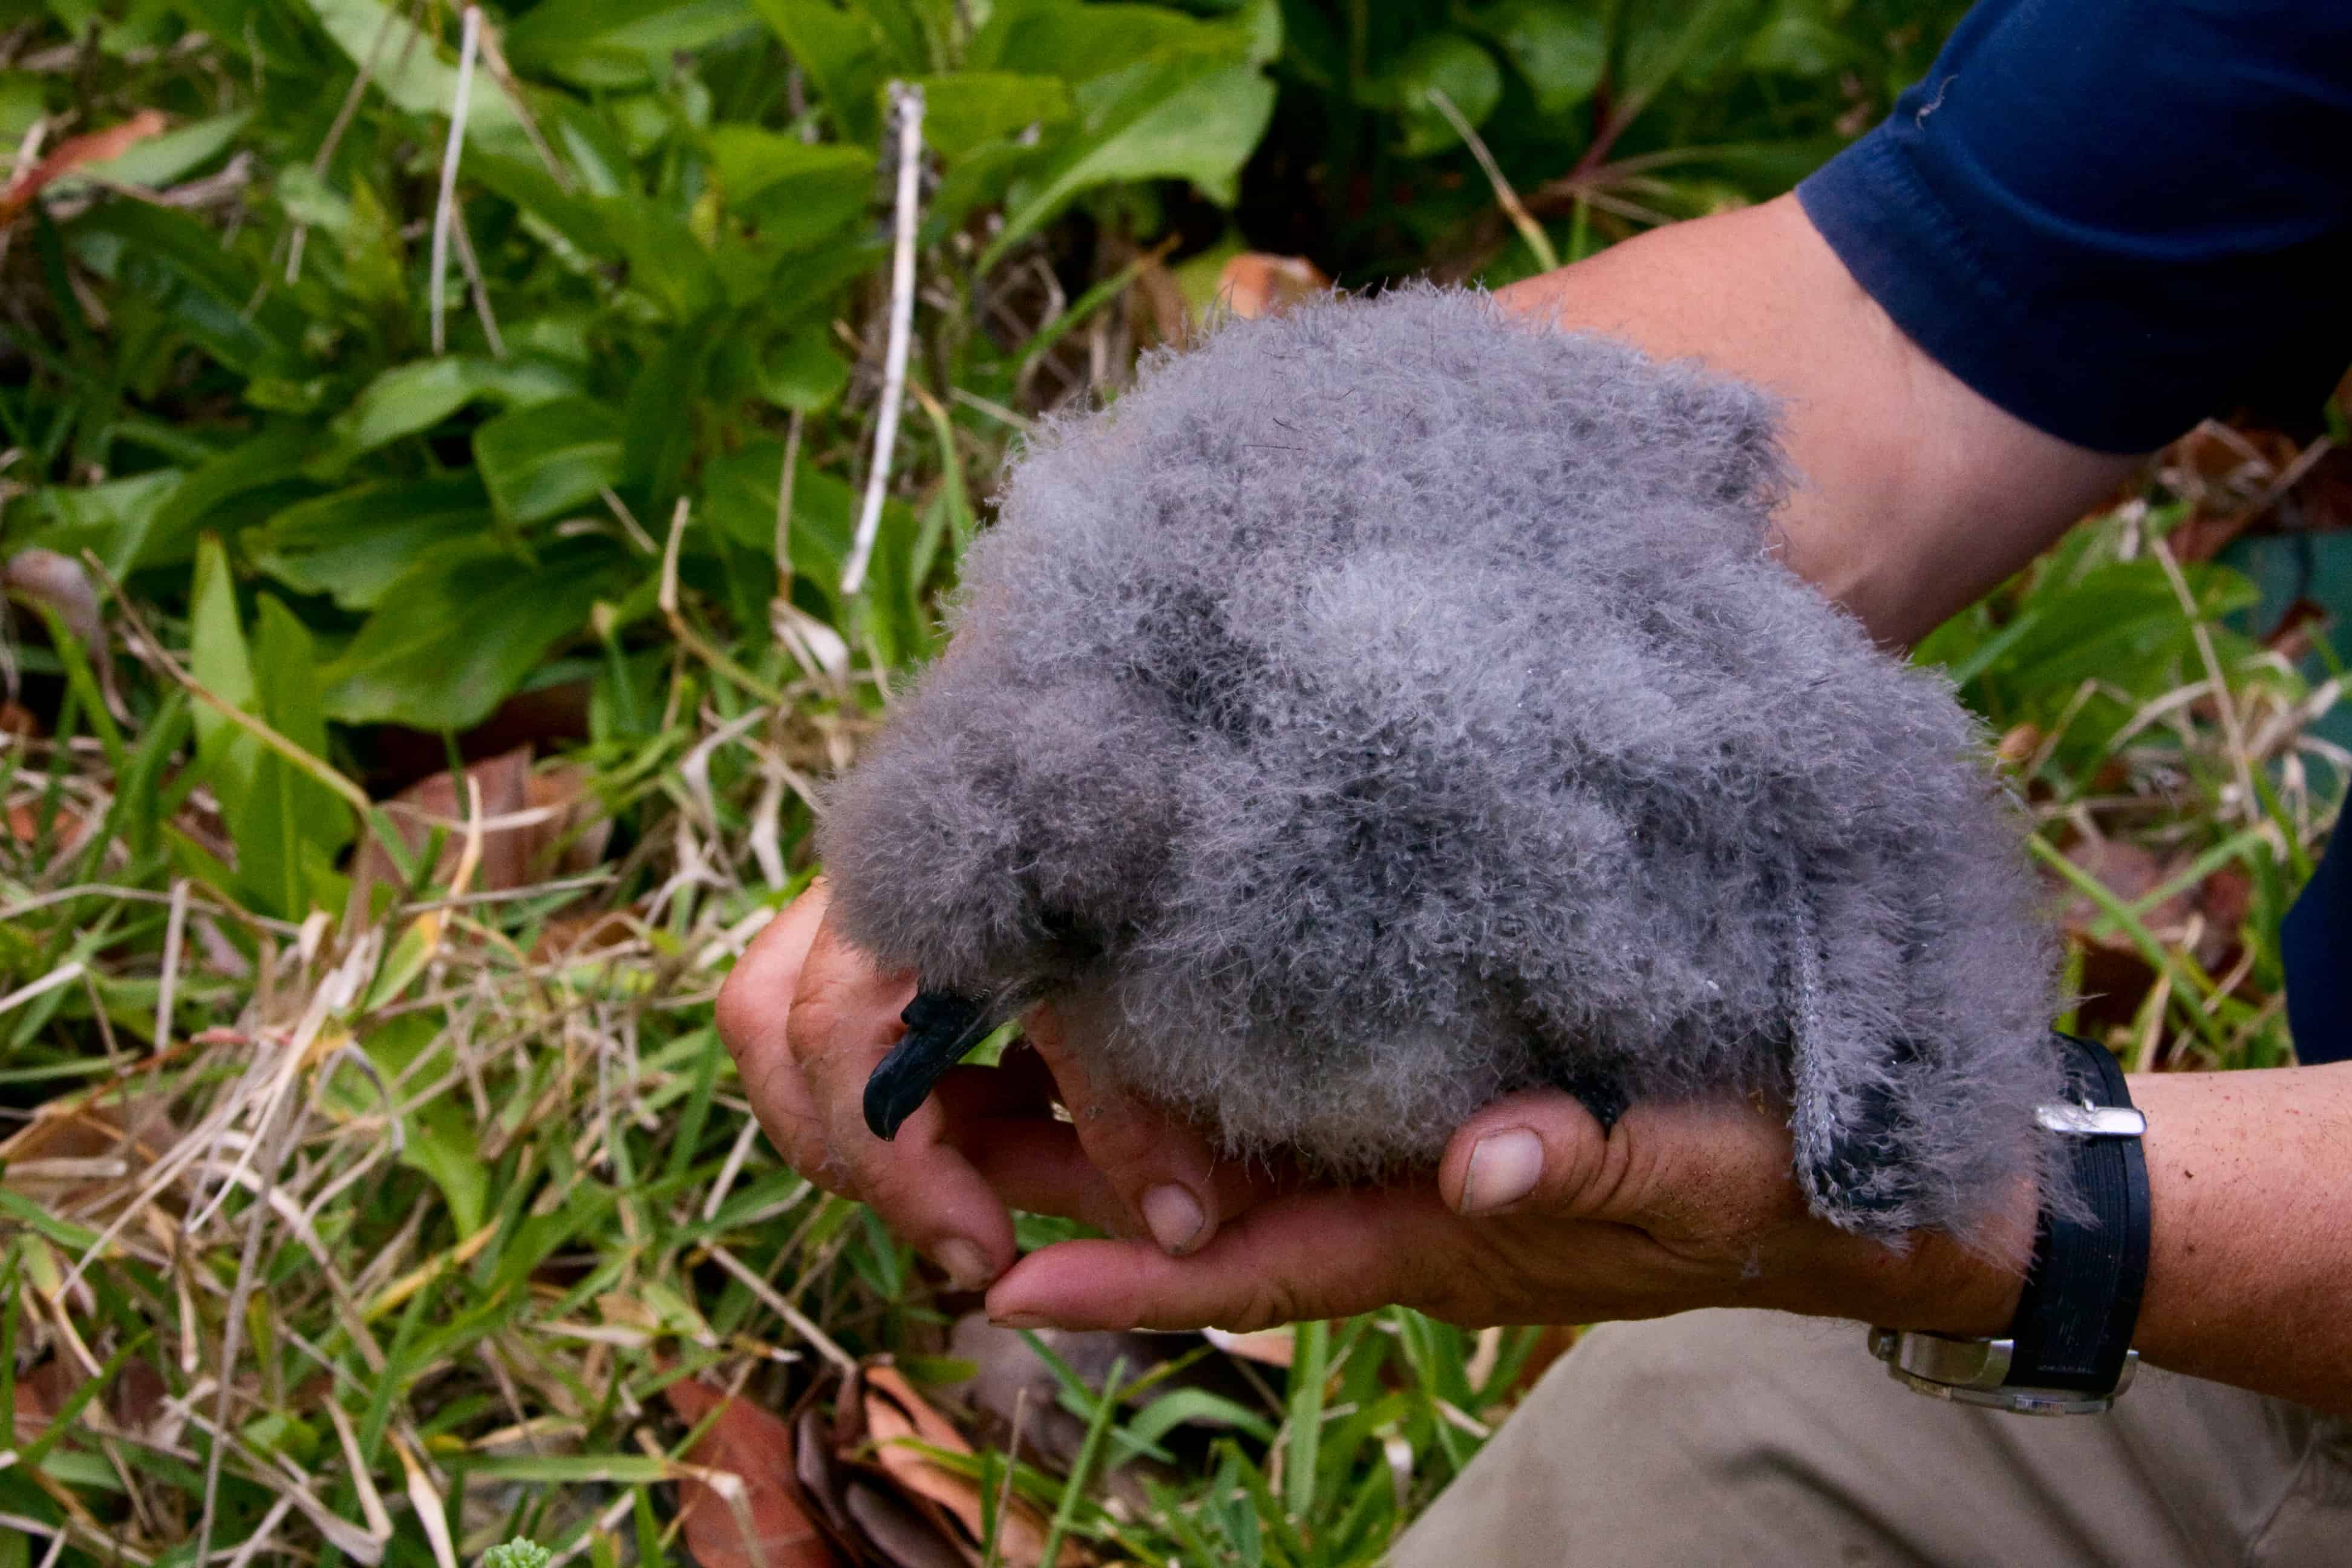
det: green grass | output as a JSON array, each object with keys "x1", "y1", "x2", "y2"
[{"x1": 0, "y1": 2, "x2": 2342, "y2": 1564}]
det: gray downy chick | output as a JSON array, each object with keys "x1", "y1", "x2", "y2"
[{"x1": 820, "y1": 284, "x2": 2065, "y2": 1242}]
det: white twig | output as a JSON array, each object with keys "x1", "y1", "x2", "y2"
[
  {"x1": 154, "y1": 877, "x2": 187, "y2": 1051},
  {"x1": 776, "y1": 408, "x2": 803, "y2": 598},
  {"x1": 428, "y1": 5, "x2": 482, "y2": 356},
  {"x1": 841, "y1": 82, "x2": 924, "y2": 599}
]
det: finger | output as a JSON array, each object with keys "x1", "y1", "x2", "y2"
[
  {"x1": 984, "y1": 1186, "x2": 1463, "y2": 1333},
  {"x1": 1022, "y1": 1001, "x2": 1259, "y2": 1257},
  {"x1": 1439, "y1": 1088, "x2": 1795, "y2": 1229},
  {"x1": 716, "y1": 881, "x2": 835, "y2": 1183},
  {"x1": 789, "y1": 915, "x2": 1017, "y2": 1289},
  {"x1": 956, "y1": 1120, "x2": 1135, "y2": 1236},
  {"x1": 1437, "y1": 1088, "x2": 1617, "y2": 1219}
]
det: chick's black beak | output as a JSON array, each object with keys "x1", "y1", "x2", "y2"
[{"x1": 863, "y1": 989, "x2": 1008, "y2": 1140}]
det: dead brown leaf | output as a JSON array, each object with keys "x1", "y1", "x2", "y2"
[
  {"x1": 858, "y1": 1365, "x2": 1082, "y2": 1568},
  {"x1": 0, "y1": 111, "x2": 168, "y2": 229},
  {"x1": 351, "y1": 745, "x2": 609, "y2": 902},
  {"x1": 662, "y1": 1376, "x2": 844, "y2": 1568},
  {"x1": 1214, "y1": 254, "x2": 1330, "y2": 321}
]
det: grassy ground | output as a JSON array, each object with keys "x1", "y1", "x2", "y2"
[{"x1": 1, "y1": 4, "x2": 2345, "y2": 1565}]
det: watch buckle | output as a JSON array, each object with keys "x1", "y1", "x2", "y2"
[{"x1": 1868, "y1": 1328, "x2": 2139, "y2": 1417}]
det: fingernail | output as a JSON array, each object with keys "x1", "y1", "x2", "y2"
[
  {"x1": 933, "y1": 1238, "x2": 997, "y2": 1292},
  {"x1": 1141, "y1": 1184, "x2": 1207, "y2": 1255},
  {"x1": 1459, "y1": 1128, "x2": 1544, "y2": 1215},
  {"x1": 990, "y1": 1310, "x2": 1052, "y2": 1330}
]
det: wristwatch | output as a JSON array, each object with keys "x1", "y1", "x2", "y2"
[{"x1": 1869, "y1": 1030, "x2": 2151, "y2": 1416}]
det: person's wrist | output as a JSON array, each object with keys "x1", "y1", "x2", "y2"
[{"x1": 1759, "y1": 1195, "x2": 2033, "y2": 1335}]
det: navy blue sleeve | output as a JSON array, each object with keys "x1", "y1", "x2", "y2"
[{"x1": 1796, "y1": 0, "x2": 2352, "y2": 456}]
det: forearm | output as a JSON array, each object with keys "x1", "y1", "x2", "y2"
[
  {"x1": 1841, "y1": 1064, "x2": 2352, "y2": 1414},
  {"x1": 1494, "y1": 194, "x2": 2143, "y2": 646},
  {"x1": 2120, "y1": 1063, "x2": 2352, "y2": 1413}
]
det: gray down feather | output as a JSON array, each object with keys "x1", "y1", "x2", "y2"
[{"x1": 820, "y1": 284, "x2": 2066, "y2": 1241}]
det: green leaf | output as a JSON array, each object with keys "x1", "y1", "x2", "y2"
[
  {"x1": 275, "y1": 165, "x2": 409, "y2": 307},
  {"x1": 474, "y1": 398, "x2": 626, "y2": 525},
  {"x1": 756, "y1": 330, "x2": 850, "y2": 412},
  {"x1": 295, "y1": 0, "x2": 541, "y2": 160},
  {"x1": 704, "y1": 127, "x2": 874, "y2": 205},
  {"x1": 749, "y1": 0, "x2": 893, "y2": 142},
  {"x1": 244, "y1": 475, "x2": 494, "y2": 610},
  {"x1": 188, "y1": 540, "x2": 351, "y2": 919},
  {"x1": 128, "y1": 423, "x2": 319, "y2": 574},
  {"x1": 235, "y1": 597, "x2": 353, "y2": 916},
  {"x1": 31, "y1": 469, "x2": 183, "y2": 569},
  {"x1": 907, "y1": 72, "x2": 1073, "y2": 157},
  {"x1": 310, "y1": 357, "x2": 582, "y2": 477},
  {"x1": 702, "y1": 129, "x2": 875, "y2": 248},
  {"x1": 52, "y1": 109, "x2": 251, "y2": 194},
  {"x1": 975, "y1": 0, "x2": 1257, "y2": 80},
  {"x1": 985, "y1": 58, "x2": 1276, "y2": 269},
  {"x1": 596, "y1": 197, "x2": 722, "y2": 320},
  {"x1": 404, "y1": 1100, "x2": 493, "y2": 1237},
  {"x1": 1380, "y1": 33, "x2": 1504, "y2": 154},
  {"x1": 623, "y1": 329, "x2": 712, "y2": 518},
  {"x1": 322, "y1": 537, "x2": 630, "y2": 730},
  {"x1": 68, "y1": 201, "x2": 302, "y2": 380},
  {"x1": 188, "y1": 535, "x2": 261, "y2": 775},
  {"x1": 505, "y1": 0, "x2": 759, "y2": 86},
  {"x1": 1469, "y1": 1, "x2": 1607, "y2": 117}
]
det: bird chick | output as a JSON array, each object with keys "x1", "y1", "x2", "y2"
[{"x1": 820, "y1": 284, "x2": 2065, "y2": 1241}]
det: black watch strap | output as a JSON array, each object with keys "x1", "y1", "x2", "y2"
[
  {"x1": 2004, "y1": 1030, "x2": 2152, "y2": 1394},
  {"x1": 1870, "y1": 1030, "x2": 2151, "y2": 1415}
]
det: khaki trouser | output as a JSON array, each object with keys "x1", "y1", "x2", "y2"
[{"x1": 1391, "y1": 1309, "x2": 2352, "y2": 1566}]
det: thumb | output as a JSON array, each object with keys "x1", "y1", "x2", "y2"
[
  {"x1": 1439, "y1": 1089, "x2": 1799, "y2": 1228},
  {"x1": 1438, "y1": 1089, "x2": 1621, "y2": 1220}
]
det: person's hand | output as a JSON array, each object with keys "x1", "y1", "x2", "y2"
[
  {"x1": 715, "y1": 880, "x2": 1263, "y2": 1292},
  {"x1": 981, "y1": 1085, "x2": 2034, "y2": 1337}
]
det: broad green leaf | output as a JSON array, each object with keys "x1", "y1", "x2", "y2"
[
  {"x1": 624, "y1": 329, "x2": 713, "y2": 518},
  {"x1": 720, "y1": 226, "x2": 884, "y2": 312},
  {"x1": 985, "y1": 58, "x2": 1276, "y2": 268},
  {"x1": 310, "y1": 356, "x2": 581, "y2": 477},
  {"x1": 756, "y1": 330, "x2": 849, "y2": 412},
  {"x1": 505, "y1": 0, "x2": 758, "y2": 86},
  {"x1": 699, "y1": 440, "x2": 928, "y2": 655},
  {"x1": 1620, "y1": 0, "x2": 1767, "y2": 104},
  {"x1": 974, "y1": 0, "x2": 1257, "y2": 80},
  {"x1": 595, "y1": 197, "x2": 721, "y2": 319},
  {"x1": 294, "y1": 0, "x2": 541, "y2": 160},
  {"x1": 275, "y1": 165, "x2": 409, "y2": 307},
  {"x1": 702, "y1": 129, "x2": 874, "y2": 249},
  {"x1": 188, "y1": 541, "x2": 350, "y2": 920},
  {"x1": 704, "y1": 127, "x2": 874, "y2": 205},
  {"x1": 906, "y1": 72, "x2": 1072, "y2": 157},
  {"x1": 402, "y1": 1101, "x2": 492, "y2": 1236},
  {"x1": 245, "y1": 475, "x2": 494, "y2": 610},
  {"x1": 749, "y1": 0, "x2": 893, "y2": 142},
  {"x1": 474, "y1": 398, "x2": 626, "y2": 525},
  {"x1": 52, "y1": 109, "x2": 251, "y2": 194},
  {"x1": 322, "y1": 536, "x2": 630, "y2": 730},
  {"x1": 129, "y1": 422, "x2": 319, "y2": 573},
  {"x1": 1469, "y1": 1, "x2": 1606, "y2": 117},
  {"x1": 31, "y1": 469, "x2": 181, "y2": 567},
  {"x1": 700, "y1": 440, "x2": 854, "y2": 583},
  {"x1": 68, "y1": 202, "x2": 302, "y2": 379},
  {"x1": 1379, "y1": 33, "x2": 1504, "y2": 154},
  {"x1": 188, "y1": 535, "x2": 261, "y2": 780},
  {"x1": 235, "y1": 597, "x2": 353, "y2": 917}
]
